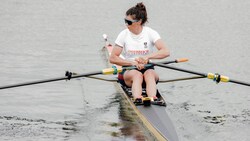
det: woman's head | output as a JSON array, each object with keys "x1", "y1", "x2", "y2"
[{"x1": 125, "y1": 2, "x2": 148, "y2": 26}]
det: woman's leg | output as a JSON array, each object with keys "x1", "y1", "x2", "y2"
[
  {"x1": 143, "y1": 69, "x2": 159, "y2": 97},
  {"x1": 123, "y1": 70, "x2": 143, "y2": 98}
]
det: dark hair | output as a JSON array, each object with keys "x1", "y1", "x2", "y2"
[{"x1": 126, "y1": 2, "x2": 148, "y2": 25}]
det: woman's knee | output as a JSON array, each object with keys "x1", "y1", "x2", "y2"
[
  {"x1": 144, "y1": 70, "x2": 159, "y2": 81},
  {"x1": 132, "y1": 71, "x2": 143, "y2": 81},
  {"x1": 124, "y1": 70, "x2": 143, "y2": 82}
]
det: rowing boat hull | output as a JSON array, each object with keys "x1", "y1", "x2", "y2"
[{"x1": 102, "y1": 35, "x2": 179, "y2": 141}]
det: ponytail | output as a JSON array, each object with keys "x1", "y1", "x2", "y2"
[{"x1": 126, "y1": 2, "x2": 148, "y2": 25}]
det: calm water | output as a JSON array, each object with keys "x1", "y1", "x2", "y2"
[{"x1": 0, "y1": 0, "x2": 249, "y2": 141}]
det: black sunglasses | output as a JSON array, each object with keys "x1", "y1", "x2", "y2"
[{"x1": 124, "y1": 18, "x2": 139, "y2": 25}]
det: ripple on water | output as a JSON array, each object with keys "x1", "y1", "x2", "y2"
[{"x1": 0, "y1": 115, "x2": 78, "y2": 140}]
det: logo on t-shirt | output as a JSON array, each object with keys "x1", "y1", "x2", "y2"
[{"x1": 144, "y1": 42, "x2": 148, "y2": 48}]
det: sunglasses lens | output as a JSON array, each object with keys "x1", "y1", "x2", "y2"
[{"x1": 125, "y1": 19, "x2": 132, "y2": 25}]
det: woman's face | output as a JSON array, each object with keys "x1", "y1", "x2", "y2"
[{"x1": 124, "y1": 15, "x2": 141, "y2": 31}]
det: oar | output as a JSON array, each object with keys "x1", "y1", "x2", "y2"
[
  {"x1": 72, "y1": 58, "x2": 189, "y2": 75},
  {"x1": 0, "y1": 58, "x2": 188, "y2": 90},
  {"x1": 151, "y1": 62, "x2": 250, "y2": 87},
  {"x1": 84, "y1": 59, "x2": 190, "y2": 82},
  {"x1": 85, "y1": 75, "x2": 205, "y2": 83},
  {"x1": 124, "y1": 58, "x2": 188, "y2": 70},
  {"x1": 159, "y1": 76, "x2": 205, "y2": 83},
  {"x1": 86, "y1": 76, "x2": 117, "y2": 82},
  {"x1": 0, "y1": 68, "x2": 124, "y2": 90},
  {"x1": 71, "y1": 58, "x2": 189, "y2": 82}
]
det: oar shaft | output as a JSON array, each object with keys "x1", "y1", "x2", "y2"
[
  {"x1": 123, "y1": 59, "x2": 188, "y2": 70},
  {"x1": 0, "y1": 71, "x2": 102, "y2": 90},
  {"x1": 159, "y1": 76, "x2": 205, "y2": 83},
  {"x1": 0, "y1": 77, "x2": 66, "y2": 90},
  {"x1": 154, "y1": 63, "x2": 207, "y2": 77},
  {"x1": 229, "y1": 79, "x2": 250, "y2": 87},
  {"x1": 153, "y1": 62, "x2": 250, "y2": 87}
]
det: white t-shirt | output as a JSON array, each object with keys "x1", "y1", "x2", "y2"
[{"x1": 115, "y1": 26, "x2": 161, "y2": 61}]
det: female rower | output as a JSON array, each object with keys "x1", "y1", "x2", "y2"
[{"x1": 109, "y1": 2, "x2": 170, "y2": 102}]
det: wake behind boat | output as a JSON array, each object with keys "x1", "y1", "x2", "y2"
[{"x1": 102, "y1": 34, "x2": 179, "y2": 141}]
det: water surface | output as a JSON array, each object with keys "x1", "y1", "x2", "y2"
[{"x1": 0, "y1": 0, "x2": 249, "y2": 141}]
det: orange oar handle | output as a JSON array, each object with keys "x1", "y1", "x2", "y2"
[{"x1": 176, "y1": 58, "x2": 189, "y2": 63}]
